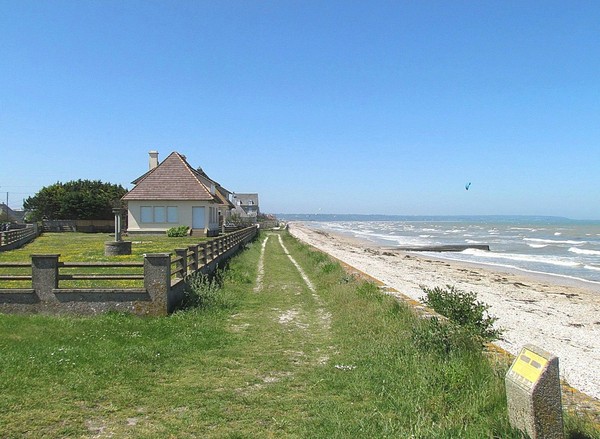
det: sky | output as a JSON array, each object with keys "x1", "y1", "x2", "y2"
[{"x1": 1, "y1": 1, "x2": 599, "y2": 219}]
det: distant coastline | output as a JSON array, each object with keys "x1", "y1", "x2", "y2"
[{"x1": 276, "y1": 213, "x2": 598, "y2": 224}]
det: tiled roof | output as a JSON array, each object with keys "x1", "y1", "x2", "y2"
[{"x1": 122, "y1": 152, "x2": 220, "y2": 202}]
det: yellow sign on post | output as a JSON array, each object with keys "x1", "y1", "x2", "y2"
[
  {"x1": 505, "y1": 344, "x2": 564, "y2": 439},
  {"x1": 509, "y1": 348, "x2": 549, "y2": 386}
]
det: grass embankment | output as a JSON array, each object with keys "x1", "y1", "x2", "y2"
[{"x1": 0, "y1": 231, "x2": 598, "y2": 437}]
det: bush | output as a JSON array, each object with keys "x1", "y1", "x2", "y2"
[
  {"x1": 166, "y1": 226, "x2": 189, "y2": 237},
  {"x1": 183, "y1": 271, "x2": 223, "y2": 309},
  {"x1": 420, "y1": 285, "x2": 501, "y2": 342}
]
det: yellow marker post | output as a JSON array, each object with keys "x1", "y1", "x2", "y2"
[{"x1": 505, "y1": 344, "x2": 564, "y2": 439}]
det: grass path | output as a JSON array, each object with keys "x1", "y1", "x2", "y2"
[{"x1": 218, "y1": 232, "x2": 334, "y2": 435}]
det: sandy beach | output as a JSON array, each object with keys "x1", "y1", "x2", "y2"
[{"x1": 288, "y1": 222, "x2": 600, "y2": 401}]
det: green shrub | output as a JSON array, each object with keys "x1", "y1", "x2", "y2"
[
  {"x1": 420, "y1": 285, "x2": 501, "y2": 342},
  {"x1": 183, "y1": 271, "x2": 223, "y2": 309},
  {"x1": 166, "y1": 226, "x2": 189, "y2": 237}
]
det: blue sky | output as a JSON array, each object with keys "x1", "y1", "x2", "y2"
[{"x1": 2, "y1": 1, "x2": 599, "y2": 219}]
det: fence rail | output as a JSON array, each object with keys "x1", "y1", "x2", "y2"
[
  {"x1": 0, "y1": 224, "x2": 40, "y2": 251},
  {"x1": 0, "y1": 226, "x2": 258, "y2": 316}
]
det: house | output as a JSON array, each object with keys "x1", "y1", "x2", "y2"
[
  {"x1": 122, "y1": 151, "x2": 234, "y2": 236},
  {"x1": 231, "y1": 193, "x2": 259, "y2": 222},
  {"x1": 0, "y1": 203, "x2": 24, "y2": 223}
]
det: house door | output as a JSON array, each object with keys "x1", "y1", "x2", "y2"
[{"x1": 192, "y1": 207, "x2": 206, "y2": 229}]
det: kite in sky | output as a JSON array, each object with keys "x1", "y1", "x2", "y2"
[{"x1": 465, "y1": 182, "x2": 472, "y2": 190}]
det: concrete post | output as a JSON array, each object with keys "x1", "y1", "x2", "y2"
[
  {"x1": 144, "y1": 253, "x2": 171, "y2": 314},
  {"x1": 198, "y1": 243, "x2": 207, "y2": 267},
  {"x1": 206, "y1": 241, "x2": 213, "y2": 263},
  {"x1": 506, "y1": 345, "x2": 564, "y2": 439},
  {"x1": 105, "y1": 208, "x2": 131, "y2": 256},
  {"x1": 112, "y1": 208, "x2": 123, "y2": 241},
  {"x1": 31, "y1": 254, "x2": 60, "y2": 302},
  {"x1": 174, "y1": 248, "x2": 188, "y2": 278},
  {"x1": 188, "y1": 244, "x2": 199, "y2": 272}
]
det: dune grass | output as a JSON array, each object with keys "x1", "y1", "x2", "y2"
[{"x1": 0, "y1": 231, "x2": 598, "y2": 437}]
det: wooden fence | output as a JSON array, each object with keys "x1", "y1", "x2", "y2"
[{"x1": 0, "y1": 226, "x2": 258, "y2": 316}]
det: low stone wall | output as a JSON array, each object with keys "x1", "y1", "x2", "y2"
[
  {"x1": 42, "y1": 220, "x2": 115, "y2": 233},
  {"x1": 0, "y1": 224, "x2": 40, "y2": 251},
  {"x1": 0, "y1": 226, "x2": 258, "y2": 316}
]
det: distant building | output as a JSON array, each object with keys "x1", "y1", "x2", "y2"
[
  {"x1": 122, "y1": 151, "x2": 235, "y2": 236},
  {"x1": 0, "y1": 203, "x2": 24, "y2": 222},
  {"x1": 231, "y1": 193, "x2": 259, "y2": 222}
]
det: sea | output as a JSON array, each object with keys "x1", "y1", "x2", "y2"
[{"x1": 280, "y1": 215, "x2": 600, "y2": 287}]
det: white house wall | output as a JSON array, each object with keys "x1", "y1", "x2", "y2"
[{"x1": 127, "y1": 200, "x2": 220, "y2": 233}]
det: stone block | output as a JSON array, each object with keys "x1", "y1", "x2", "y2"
[{"x1": 506, "y1": 344, "x2": 564, "y2": 439}]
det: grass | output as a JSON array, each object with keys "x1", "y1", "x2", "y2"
[
  {"x1": 0, "y1": 231, "x2": 598, "y2": 437},
  {"x1": 0, "y1": 232, "x2": 208, "y2": 288},
  {"x1": 0, "y1": 232, "x2": 207, "y2": 262}
]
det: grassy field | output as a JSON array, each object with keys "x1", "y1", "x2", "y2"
[
  {"x1": 0, "y1": 231, "x2": 598, "y2": 437},
  {"x1": 0, "y1": 232, "x2": 208, "y2": 289}
]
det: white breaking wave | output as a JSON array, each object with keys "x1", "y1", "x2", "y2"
[
  {"x1": 569, "y1": 247, "x2": 600, "y2": 256},
  {"x1": 524, "y1": 238, "x2": 585, "y2": 245},
  {"x1": 461, "y1": 248, "x2": 581, "y2": 267},
  {"x1": 527, "y1": 244, "x2": 548, "y2": 248}
]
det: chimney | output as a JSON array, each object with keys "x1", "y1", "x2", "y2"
[{"x1": 149, "y1": 150, "x2": 159, "y2": 170}]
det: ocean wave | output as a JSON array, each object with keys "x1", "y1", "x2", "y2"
[
  {"x1": 460, "y1": 248, "x2": 581, "y2": 267},
  {"x1": 421, "y1": 253, "x2": 600, "y2": 286},
  {"x1": 524, "y1": 238, "x2": 585, "y2": 245},
  {"x1": 569, "y1": 247, "x2": 600, "y2": 256},
  {"x1": 584, "y1": 265, "x2": 600, "y2": 272},
  {"x1": 527, "y1": 244, "x2": 548, "y2": 248}
]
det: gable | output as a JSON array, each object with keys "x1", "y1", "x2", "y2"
[{"x1": 123, "y1": 152, "x2": 218, "y2": 201}]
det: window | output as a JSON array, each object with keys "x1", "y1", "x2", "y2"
[
  {"x1": 167, "y1": 206, "x2": 178, "y2": 223},
  {"x1": 140, "y1": 206, "x2": 176, "y2": 223},
  {"x1": 154, "y1": 206, "x2": 166, "y2": 223},
  {"x1": 141, "y1": 207, "x2": 153, "y2": 223}
]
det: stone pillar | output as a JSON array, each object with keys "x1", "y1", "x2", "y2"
[
  {"x1": 31, "y1": 254, "x2": 60, "y2": 302},
  {"x1": 144, "y1": 253, "x2": 171, "y2": 314},
  {"x1": 113, "y1": 208, "x2": 123, "y2": 241},
  {"x1": 506, "y1": 345, "x2": 564, "y2": 439},
  {"x1": 105, "y1": 207, "x2": 131, "y2": 256}
]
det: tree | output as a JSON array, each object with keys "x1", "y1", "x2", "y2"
[{"x1": 24, "y1": 180, "x2": 127, "y2": 221}]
